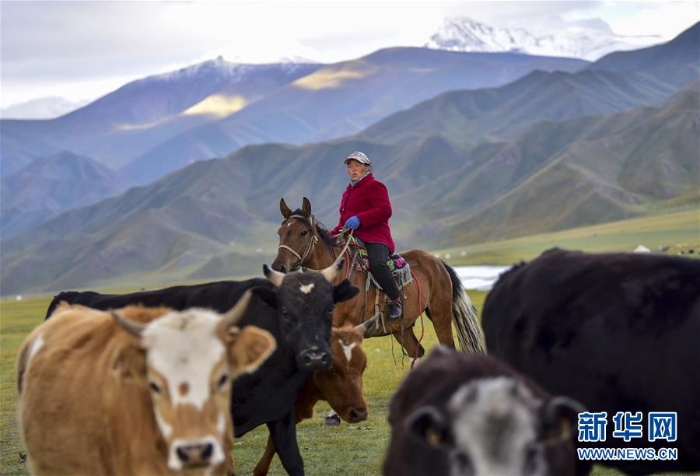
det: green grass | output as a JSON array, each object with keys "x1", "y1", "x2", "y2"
[
  {"x1": 0, "y1": 296, "x2": 48, "y2": 476},
  {"x1": 437, "y1": 208, "x2": 700, "y2": 266}
]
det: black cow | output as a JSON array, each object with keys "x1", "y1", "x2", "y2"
[
  {"x1": 45, "y1": 256, "x2": 359, "y2": 476},
  {"x1": 383, "y1": 346, "x2": 585, "y2": 476},
  {"x1": 482, "y1": 248, "x2": 700, "y2": 475}
]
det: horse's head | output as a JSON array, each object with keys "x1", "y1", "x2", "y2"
[{"x1": 272, "y1": 197, "x2": 320, "y2": 273}]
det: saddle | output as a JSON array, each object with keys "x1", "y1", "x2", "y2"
[{"x1": 341, "y1": 235, "x2": 412, "y2": 290}]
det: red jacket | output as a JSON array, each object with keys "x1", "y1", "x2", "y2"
[{"x1": 330, "y1": 173, "x2": 395, "y2": 253}]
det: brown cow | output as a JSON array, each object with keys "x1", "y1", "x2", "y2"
[
  {"x1": 253, "y1": 319, "x2": 374, "y2": 476},
  {"x1": 17, "y1": 291, "x2": 275, "y2": 476}
]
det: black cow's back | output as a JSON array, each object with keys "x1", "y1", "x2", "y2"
[
  {"x1": 46, "y1": 279, "x2": 270, "y2": 318},
  {"x1": 482, "y1": 248, "x2": 700, "y2": 475}
]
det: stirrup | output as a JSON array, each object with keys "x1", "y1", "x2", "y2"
[{"x1": 388, "y1": 300, "x2": 402, "y2": 319}]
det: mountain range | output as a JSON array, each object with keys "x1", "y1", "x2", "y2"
[
  {"x1": 1, "y1": 51, "x2": 586, "y2": 182},
  {"x1": 1, "y1": 22, "x2": 698, "y2": 295},
  {"x1": 425, "y1": 16, "x2": 664, "y2": 61}
]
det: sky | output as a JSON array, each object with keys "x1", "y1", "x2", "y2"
[{"x1": 1, "y1": 0, "x2": 699, "y2": 112}]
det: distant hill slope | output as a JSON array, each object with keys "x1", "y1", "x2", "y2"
[
  {"x1": 0, "y1": 59, "x2": 323, "y2": 174},
  {"x1": 118, "y1": 48, "x2": 586, "y2": 184},
  {"x1": 439, "y1": 89, "x2": 699, "y2": 245},
  {"x1": 587, "y1": 22, "x2": 699, "y2": 73},
  {"x1": 1, "y1": 151, "x2": 133, "y2": 238},
  {"x1": 358, "y1": 69, "x2": 682, "y2": 147}
]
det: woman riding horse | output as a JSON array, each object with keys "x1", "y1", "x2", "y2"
[
  {"x1": 329, "y1": 151, "x2": 403, "y2": 319},
  {"x1": 272, "y1": 197, "x2": 485, "y2": 359}
]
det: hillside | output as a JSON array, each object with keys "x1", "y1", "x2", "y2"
[
  {"x1": 358, "y1": 69, "x2": 682, "y2": 147},
  {"x1": 0, "y1": 151, "x2": 133, "y2": 238},
  {"x1": 439, "y1": 89, "x2": 700, "y2": 245}
]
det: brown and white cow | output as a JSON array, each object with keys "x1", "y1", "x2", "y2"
[
  {"x1": 252, "y1": 318, "x2": 375, "y2": 475},
  {"x1": 17, "y1": 291, "x2": 275, "y2": 476}
]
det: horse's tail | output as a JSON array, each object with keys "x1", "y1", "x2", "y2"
[{"x1": 442, "y1": 261, "x2": 486, "y2": 354}]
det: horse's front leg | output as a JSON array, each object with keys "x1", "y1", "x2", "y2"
[{"x1": 391, "y1": 327, "x2": 425, "y2": 360}]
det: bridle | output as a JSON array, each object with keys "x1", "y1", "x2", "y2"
[
  {"x1": 277, "y1": 214, "x2": 355, "y2": 275},
  {"x1": 277, "y1": 214, "x2": 319, "y2": 271}
]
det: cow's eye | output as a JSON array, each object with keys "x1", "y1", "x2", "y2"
[
  {"x1": 301, "y1": 230, "x2": 308, "y2": 236},
  {"x1": 149, "y1": 381, "x2": 162, "y2": 395},
  {"x1": 216, "y1": 373, "x2": 228, "y2": 390}
]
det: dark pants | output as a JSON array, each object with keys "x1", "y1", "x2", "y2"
[{"x1": 366, "y1": 243, "x2": 401, "y2": 301}]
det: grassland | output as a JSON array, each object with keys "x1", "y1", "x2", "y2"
[{"x1": 437, "y1": 208, "x2": 699, "y2": 266}]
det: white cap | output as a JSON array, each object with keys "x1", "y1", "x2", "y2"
[{"x1": 344, "y1": 151, "x2": 371, "y2": 166}]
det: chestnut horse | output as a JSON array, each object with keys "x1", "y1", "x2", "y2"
[{"x1": 272, "y1": 197, "x2": 485, "y2": 358}]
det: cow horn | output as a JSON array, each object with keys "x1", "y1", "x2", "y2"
[
  {"x1": 355, "y1": 314, "x2": 379, "y2": 338},
  {"x1": 222, "y1": 289, "x2": 253, "y2": 327},
  {"x1": 111, "y1": 310, "x2": 146, "y2": 336},
  {"x1": 263, "y1": 264, "x2": 285, "y2": 287},
  {"x1": 321, "y1": 254, "x2": 346, "y2": 282}
]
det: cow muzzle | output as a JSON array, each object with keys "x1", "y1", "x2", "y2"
[
  {"x1": 299, "y1": 346, "x2": 331, "y2": 371},
  {"x1": 169, "y1": 437, "x2": 224, "y2": 470},
  {"x1": 349, "y1": 407, "x2": 368, "y2": 423}
]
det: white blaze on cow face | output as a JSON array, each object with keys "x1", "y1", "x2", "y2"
[
  {"x1": 446, "y1": 377, "x2": 548, "y2": 476},
  {"x1": 339, "y1": 340, "x2": 357, "y2": 367},
  {"x1": 142, "y1": 309, "x2": 227, "y2": 409},
  {"x1": 140, "y1": 309, "x2": 231, "y2": 470},
  {"x1": 300, "y1": 283, "x2": 315, "y2": 294}
]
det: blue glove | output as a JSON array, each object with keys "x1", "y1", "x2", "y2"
[{"x1": 344, "y1": 216, "x2": 361, "y2": 230}]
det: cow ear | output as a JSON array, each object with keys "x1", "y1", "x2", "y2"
[
  {"x1": 333, "y1": 279, "x2": 360, "y2": 303},
  {"x1": 405, "y1": 406, "x2": 450, "y2": 449},
  {"x1": 227, "y1": 326, "x2": 276, "y2": 378},
  {"x1": 251, "y1": 286, "x2": 277, "y2": 309},
  {"x1": 540, "y1": 396, "x2": 586, "y2": 444},
  {"x1": 112, "y1": 343, "x2": 147, "y2": 386}
]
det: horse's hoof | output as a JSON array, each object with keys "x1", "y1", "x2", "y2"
[{"x1": 324, "y1": 414, "x2": 341, "y2": 426}]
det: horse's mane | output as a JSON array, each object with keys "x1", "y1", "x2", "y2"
[{"x1": 289, "y1": 208, "x2": 338, "y2": 249}]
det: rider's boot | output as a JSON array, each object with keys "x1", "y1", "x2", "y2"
[{"x1": 388, "y1": 298, "x2": 402, "y2": 319}]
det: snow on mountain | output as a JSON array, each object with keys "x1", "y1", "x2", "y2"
[
  {"x1": 425, "y1": 17, "x2": 665, "y2": 61},
  {"x1": 151, "y1": 55, "x2": 319, "y2": 84}
]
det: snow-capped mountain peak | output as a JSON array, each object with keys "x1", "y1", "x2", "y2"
[{"x1": 425, "y1": 16, "x2": 664, "y2": 61}]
